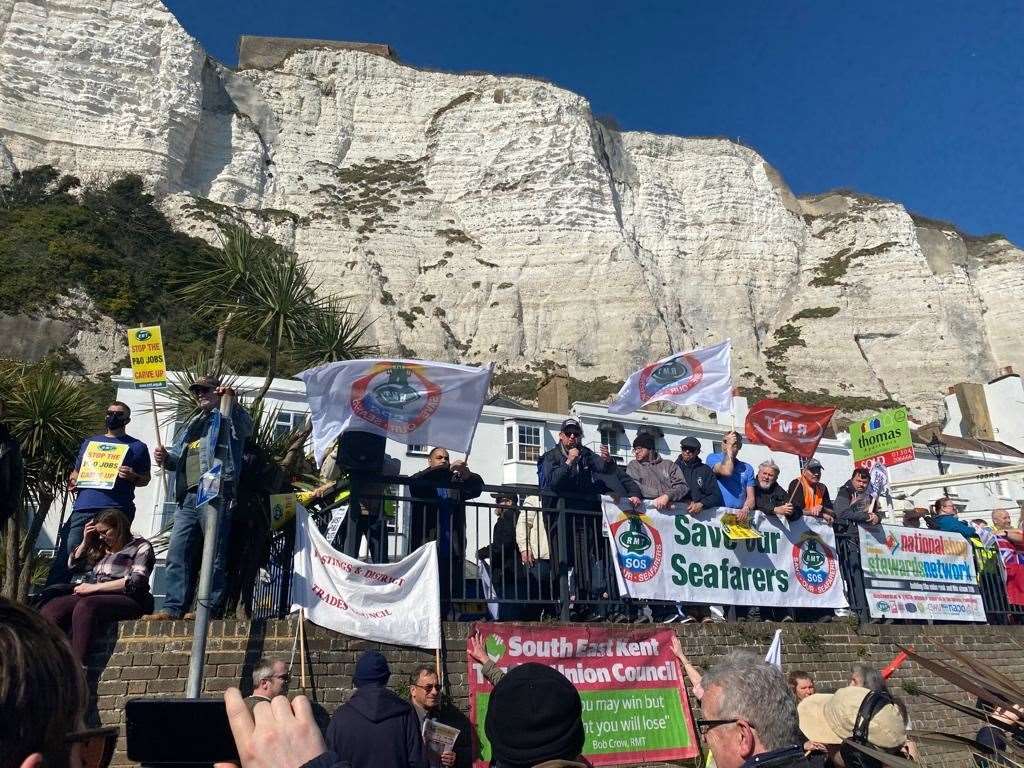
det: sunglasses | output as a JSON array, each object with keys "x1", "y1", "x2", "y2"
[
  {"x1": 563, "y1": 431, "x2": 583, "y2": 438},
  {"x1": 413, "y1": 682, "x2": 442, "y2": 692},
  {"x1": 66, "y1": 726, "x2": 118, "y2": 768}
]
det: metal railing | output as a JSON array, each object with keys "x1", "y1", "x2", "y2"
[{"x1": 248, "y1": 475, "x2": 1024, "y2": 625}]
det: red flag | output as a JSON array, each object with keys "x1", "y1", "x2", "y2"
[{"x1": 744, "y1": 399, "x2": 836, "y2": 458}]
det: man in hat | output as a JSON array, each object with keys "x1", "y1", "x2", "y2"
[
  {"x1": 674, "y1": 436, "x2": 723, "y2": 513},
  {"x1": 148, "y1": 376, "x2": 252, "y2": 620},
  {"x1": 484, "y1": 662, "x2": 587, "y2": 768},
  {"x1": 797, "y1": 686, "x2": 907, "y2": 764},
  {"x1": 831, "y1": 467, "x2": 877, "y2": 621},
  {"x1": 47, "y1": 399, "x2": 151, "y2": 586},
  {"x1": 625, "y1": 433, "x2": 687, "y2": 511},
  {"x1": 539, "y1": 418, "x2": 640, "y2": 618},
  {"x1": 325, "y1": 650, "x2": 426, "y2": 768}
]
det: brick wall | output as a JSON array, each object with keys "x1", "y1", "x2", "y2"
[{"x1": 86, "y1": 619, "x2": 1024, "y2": 767}]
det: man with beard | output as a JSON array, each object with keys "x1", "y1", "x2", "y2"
[{"x1": 753, "y1": 460, "x2": 792, "y2": 518}]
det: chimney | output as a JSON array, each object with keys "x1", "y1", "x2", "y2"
[
  {"x1": 537, "y1": 367, "x2": 570, "y2": 414},
  {"x1": 953, "y1": 381, "x2": 994, "y2": 440},
  {"x1": 999, "y1": 365, "x2": 1016, "y2": 377}
]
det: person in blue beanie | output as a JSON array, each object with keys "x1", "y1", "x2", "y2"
[{"x1": 325, "y1": 650, "x2": 427, "y2": 768}]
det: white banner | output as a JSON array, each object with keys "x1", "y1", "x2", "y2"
[
  {"x1": 601, "y1": 498, "x2": 848, "y2": 608},
  {"x1": 291, "y1": 504, "x2": 442, "y2": 649},
  {"x1": 298, "y1": 358, "x2": 492, "y2": 466},
  {"x1": 607, "y1": 340, "x2": 733, "y2": 416},
  {"x1": 859, "y1": 524, "x2": 985, "y2": 622}
]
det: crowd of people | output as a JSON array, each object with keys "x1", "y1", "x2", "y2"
[{"x1": 5, "y1": 592, "x2": 970, "y2": 768}]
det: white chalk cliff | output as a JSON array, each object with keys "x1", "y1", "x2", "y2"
[{"x1": 2, "y1": 0, "x2": 1021, "y2": 420}]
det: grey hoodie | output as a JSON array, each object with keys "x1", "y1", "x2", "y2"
[{"x1": 626, "y1": 452, "x2": 688, "y2": 503}]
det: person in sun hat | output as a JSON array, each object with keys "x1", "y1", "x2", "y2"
[{"x1": 798, "y1": 686, "x2": 907, "y2": 768}]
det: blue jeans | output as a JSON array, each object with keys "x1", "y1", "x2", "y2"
[
  {"x1": 46, "y1": 507, "x2": 134, "y2": 586},
  {"x1": 162, "y1": 492, "x2": 233, "y2": 617}
]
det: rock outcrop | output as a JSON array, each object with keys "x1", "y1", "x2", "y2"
[{"x1": 2, "y1": 0, "x2": 1021, "y2": 420}]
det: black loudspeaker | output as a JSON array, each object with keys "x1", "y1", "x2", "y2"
[{"x1": 338, "y1": 430, "x2": 386, "y2": 472}]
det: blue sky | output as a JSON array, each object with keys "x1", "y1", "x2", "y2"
[{"x1": 164, "y1": 0, "x2": 1023, "y2": 244}]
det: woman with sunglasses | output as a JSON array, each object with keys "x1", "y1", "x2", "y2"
[{"x1": 41, "y1": 508, "x2": 155, "y2": 662}]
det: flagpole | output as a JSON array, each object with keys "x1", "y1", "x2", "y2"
[
  {"x1": 463, "y1": 362, "x2": 495, "y2": 461},
  {"x1": 299, "y1": 606, "x2": 308, "y2": 690}
]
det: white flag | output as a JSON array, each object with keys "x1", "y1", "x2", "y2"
[
  {"x1": 298, "y1": 359, "x2": 492, "y2": 466},
  {"x1": 764, "y1": 629, "x2": 783, "y2": 670},
  {"x1": 291, "y1": 504, "x2": 442, "y2": 650},
  {"x1": 607, "y1": 340, "x2": 733, "y2": 415}
]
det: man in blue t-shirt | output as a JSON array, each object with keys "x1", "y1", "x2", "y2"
[
  {"x1": 46, "y1": 401, "x2": 151, "y2": 585},
  {"x1": 705, "y1": 431, "x2": 755, "y2": 521}
]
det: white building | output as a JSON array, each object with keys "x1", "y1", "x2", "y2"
[
  {"x1": 38, "y1": 368, "x2": 1024, "y2": 594},
  {"x1": 940, "y1": 368, "x2": 1024, "y2": 454}
]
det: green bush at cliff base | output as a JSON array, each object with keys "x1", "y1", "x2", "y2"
[{"x1": 0, "y1": 166, "x2": 269, "y2": 373}]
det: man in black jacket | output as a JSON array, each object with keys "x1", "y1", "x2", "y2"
[
  {"x1": 326, "y1": 651, "x2": 427, "y2": 768},
  {"x1": 674, "y1": 436, "x2": 723, "y2": 513},
  {"x1": 753, "y1": 459, "x2": 793, "y2": 518},
  {"x1": 408, "y1": 664, "x2": 473, "y2": 768},
  {"x1": 538, "y1": 418, "x2": 639, "y2": 620},
  {"x1": 409, "y1": 447, "x2": 484, "y2": 618},
  {"x1": 833, "y1": 467, "x2": 878, "y2": 621}
]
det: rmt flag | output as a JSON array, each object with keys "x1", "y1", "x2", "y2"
[
  {"x1": 608, "y1": 340, "x2": 733, "y2": 416},
  {"x1": 744, "y1": 399, "x2": 836, "y2": 458},
  {"x1": 298, "y1": 359, "x2": 492, "y2": 466}
]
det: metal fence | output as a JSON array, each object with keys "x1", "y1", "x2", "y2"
[{"x1": 248, "y1": 475, "x2": 1024, "y2": 625}]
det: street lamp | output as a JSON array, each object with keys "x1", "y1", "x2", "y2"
[{"x1": 926, "y1": 433, "x2": 949, "y2": 496}]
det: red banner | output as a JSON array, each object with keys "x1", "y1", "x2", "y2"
[
  {"x1": 469, "y1": 623, "x2": 698, "y2": 767},
  {"x1": 744, "y1": 399, "x2": 836, "y2": 458}
]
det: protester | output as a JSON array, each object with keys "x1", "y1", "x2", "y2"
[
  {"x1": 698, "y1": 650, "x2": 808, "y2": 768},
  {"x1": 788, "y1": 671, "x2": 816, "y2": 701},
  {"x1": 707, "y1": 431, "x2": 755, "y2": 522},
  {"x1": 467, "y1": 631, "x2": 509, "y2": 687},
  {"x1": 408, "y1": 664, "x2": 472, "y2": 768},
  {"x1": 409, "y1": 448, "x2": 484, "y2": 618},
  {"x1": 224, "y1": 687, "x2": 347, "y2": 768},
  {"x1": 798, "y1": 686, "x2": 907, "y2": 767},
  {"x1": 40, "y1": 509, "x2": 154, "y2": 662},
  {"x1": 477, "y1": 493, "x2": 521, "y2": 615},
  {"x1": 2, "y1": 597, "x2": 118, "y2": 768},
  {"x1": 754, "y1": 460, "x2": 792, "y2": 518},
  {"x1": 625, "y1": 433, "x2": 687, "y2": 510},
  {"x1": 787, "y1": 460, "x2": 834, "y2": 524},
  {"x1": 0, "y1": 398, "x2": 24, "y2": 532},
  {"x1": 901, "y1": 506, "x2": 928, "y2": 528},
  {"x1": 313, "y1": 435, "x2": 400, "y2": 559},
  {"x1": 47, "y1": 401, "x2": 150, "y2": 586},
  {"x1": 848, "y1": 663, "x2": 886, "y2": 692},
  {"x1": 246, "y1": 658, "x2": 291, "y2": 712},
  {"x1": 674, "y1": 435, "x2": 724, "y2": 512},
  {"x1": 932, "y1": 498, "x2": 1008, "y2": 622},
  {"x1": 483, "y1": 662, "x2": 587, "y2": 768},
  {"x1": 149, "y1": 378, "x2": 252, "y2": 620},
  {"x1": 325, "y1": 650, "x2": 427, "y2": 768},
  {"x1": 514, "y1": 494, "x2": 555, "y2": 617},
  {"x1": 930, "y1": 497, "x2": 975, "y2": 539},
  {"x1": 832, "y1": 468, "x2": 878, "y2": 622},
  {"x1": 539, "y1": 418, "x2": 639, "y2": 620},
  {"x1": 994, "y1": 508, "x2": 1024, "y2": 610}
]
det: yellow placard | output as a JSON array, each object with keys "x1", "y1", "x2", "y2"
[
  {"x1": 127, "y1": 325, "x2": 167, "y2": 389},
  {"x1": 720, "y1": 513, "x2": 762, "y2": 540},
  {"x1": 270, "y1": 493, "x2": 298, "y2": 530},
  {"x1": 77, "y1": 441, "x2": 131, "y2": 490}
]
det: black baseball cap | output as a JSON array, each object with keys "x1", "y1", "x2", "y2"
[
  {"x1": 805, "y1": 458, "x2": 823, "y2": 471},
  {"x1": 560, "y1": 418, "x2": 583, "y2": 435},
  {"x1": 679, "y1": 436, "x2": 701, "y2": 451}
]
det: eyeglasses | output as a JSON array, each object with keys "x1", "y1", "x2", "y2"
[
  {"x1": 696, "y1": 718, "x2": 742, "y2": 738},
  {"x1": 66, "y1": 726, "x2": 118, "y2": 768},
  {"x1": 563, "y1": 431, "x2": 582, "y2": 438},
  {"x1": 413, "y1": 682, "x2": 442, "y2": 692}
]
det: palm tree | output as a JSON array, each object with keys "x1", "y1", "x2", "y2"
[{"x1": 0, "y1": 361, "x2": 99, "y2": 599}]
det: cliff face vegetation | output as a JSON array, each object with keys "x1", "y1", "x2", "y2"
[{"x1": 2, "y1": 0, "x2": 1022, "y2": 418}]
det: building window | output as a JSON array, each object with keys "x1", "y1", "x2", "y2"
[
  {"x1": 518, "y1": 424, "x2": 542, "y2": 462},
  {"x1": 273, "y1": 411, "x2": 306, "y2": 439},
  {"x1": 505, "y1": 422, "x2": 542, "y2": 462},
  {"x1": 407, "y1": 444, "x2": 430, "y2": 456}
]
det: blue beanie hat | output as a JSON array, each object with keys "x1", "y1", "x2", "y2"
[{"x1": 353, "y1": 650, "x2": 391, "y2": 686}]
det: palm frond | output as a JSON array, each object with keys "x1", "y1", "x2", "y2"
[{"x1": 290, "y1": 296, "x2": 378, "y2": 372}]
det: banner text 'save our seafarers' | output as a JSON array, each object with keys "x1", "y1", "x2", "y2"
[
  {"x1": 297, "y1": 358, "x2": 492, "y2": 466},
  {"x1": 607, "y1": 340, "x2": 733, "y2": 416}
]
